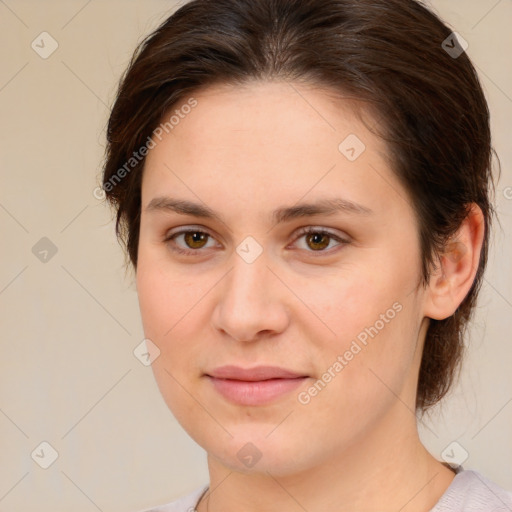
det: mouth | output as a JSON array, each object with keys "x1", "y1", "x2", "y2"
[{"x1": 205, "y1": 365, "x2": 309, "y2": 406}]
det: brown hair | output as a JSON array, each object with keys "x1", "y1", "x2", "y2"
[{"x1": 102, "y1": 0, "x2": 498, "y2": 412}]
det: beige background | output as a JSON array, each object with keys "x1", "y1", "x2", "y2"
[{"x1": 0, "y1": 0, "x2": 510, "y2": 510}]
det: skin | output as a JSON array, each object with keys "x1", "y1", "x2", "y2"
[{"x1": 136, "y1": 81, "x2": 485, "y2": 512}]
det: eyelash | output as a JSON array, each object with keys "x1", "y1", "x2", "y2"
[{"x1": 163, "y1": 226, "x2": 350, "y2": 257}]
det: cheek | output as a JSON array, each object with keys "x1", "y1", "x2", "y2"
[
  {"x1": 136, "y1": 260, "x2": 206, "y2": 419},
  {"x1": 136, "y1": 251, "x2": 206, "y2": 338},
  {"x1": 305, "y1": 262, "x2": 420, "y2": 398},
  {"x1": 136, "y1": 259, "x2": 194, "y2": 379},
  {"x1": 301, "y1": 266, "x2": 398, "y2": 346}
]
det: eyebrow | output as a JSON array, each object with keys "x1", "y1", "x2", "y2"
[{"x1": 145, "y1": 196, "x2": 374, "y2": 225}]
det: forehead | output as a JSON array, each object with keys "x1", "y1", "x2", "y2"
[
  {"x1": 163, "y1": 80, "x2": 378, "y2": 146},
  {"x1": 141, "y1": 80, "x2": 409, "y2": 222}
]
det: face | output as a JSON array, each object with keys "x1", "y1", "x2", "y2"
[{"x1": 136, "y1": 81, "x2": 429, "y2": 476}]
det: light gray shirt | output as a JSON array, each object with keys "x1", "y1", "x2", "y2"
[{"x1": 137, "y1": 467, "x2": 512, "y2": 511}]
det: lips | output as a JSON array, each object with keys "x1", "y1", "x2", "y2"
[
  {"x1": 205, "y1": 365, "x2": 309, "y2": 405},
  {"x1": 207, "y1": 365, "x2": 307, "y2": 381}
]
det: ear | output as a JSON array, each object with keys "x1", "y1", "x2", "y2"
[{"x1": 423, "y1": 203, "x2": 486, "y2": 321}]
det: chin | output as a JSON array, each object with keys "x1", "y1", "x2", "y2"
[{"x1": 203, "y1": 429, "x2": 316, "y2": 476}]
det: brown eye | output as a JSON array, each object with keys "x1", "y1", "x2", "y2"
[
  {"x1": 183, "y1": 231, "x2": 209, "y2": 249},
  {"x1": 305, "y1": 232, "x2": 331, "y2": 251},
  {"x1": 164, "y1": 228, "x2": 217, "y2": 255},
  {"x1": 293, "y1": 227, "x2": 350, "y2": 255}
]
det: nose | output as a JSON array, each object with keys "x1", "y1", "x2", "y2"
[{"x1": 211, "y1": 248, "x2": 290, "y2": 343}]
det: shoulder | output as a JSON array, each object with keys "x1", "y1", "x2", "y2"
[
  {"x1": 431, "y1": 468, "x2": 512, "y2": 511},
  {"x1": 134, "y1": 484, "x2": 209, "y2": 512}
]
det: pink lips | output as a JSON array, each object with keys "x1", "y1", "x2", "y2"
[{"x1": 206, "y1": 365, "x2": 308, "y2": 406}]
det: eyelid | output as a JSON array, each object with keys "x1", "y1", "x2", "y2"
[
  {"x1": 163, "y1": 225, "x2": 221, "y2": 255},
  {"x1": 288, "y1": 226, "x2": 350, "y2": 255},
  {"x1": 292, "y1": 226, "x2": 350, "y2": 243},
  {"x1": 164, "y1": 224, "x2": 216, "y2": 240}
]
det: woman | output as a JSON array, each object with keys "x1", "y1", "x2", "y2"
[{"x1": 102, "y1": 0, "x2": 512, "y2": 510}]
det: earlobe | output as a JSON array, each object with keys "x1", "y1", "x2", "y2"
[{"x1": 423, "y1": 204, "x2": 485, "y2": 321}]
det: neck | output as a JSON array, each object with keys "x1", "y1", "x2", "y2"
[{"x1": 197, "y1": 404, "x2": 455, "y2": 512}]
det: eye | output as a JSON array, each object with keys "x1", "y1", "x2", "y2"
[
  {"x1": 292, "y1": 227, "x2": 350, "y2": 255},
  {"x1": 163, "y1": 226, "x2": 350, "y2": 257},
  {"x1": 164, "y1": 228, "x2": 218, "y2": 256}
]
